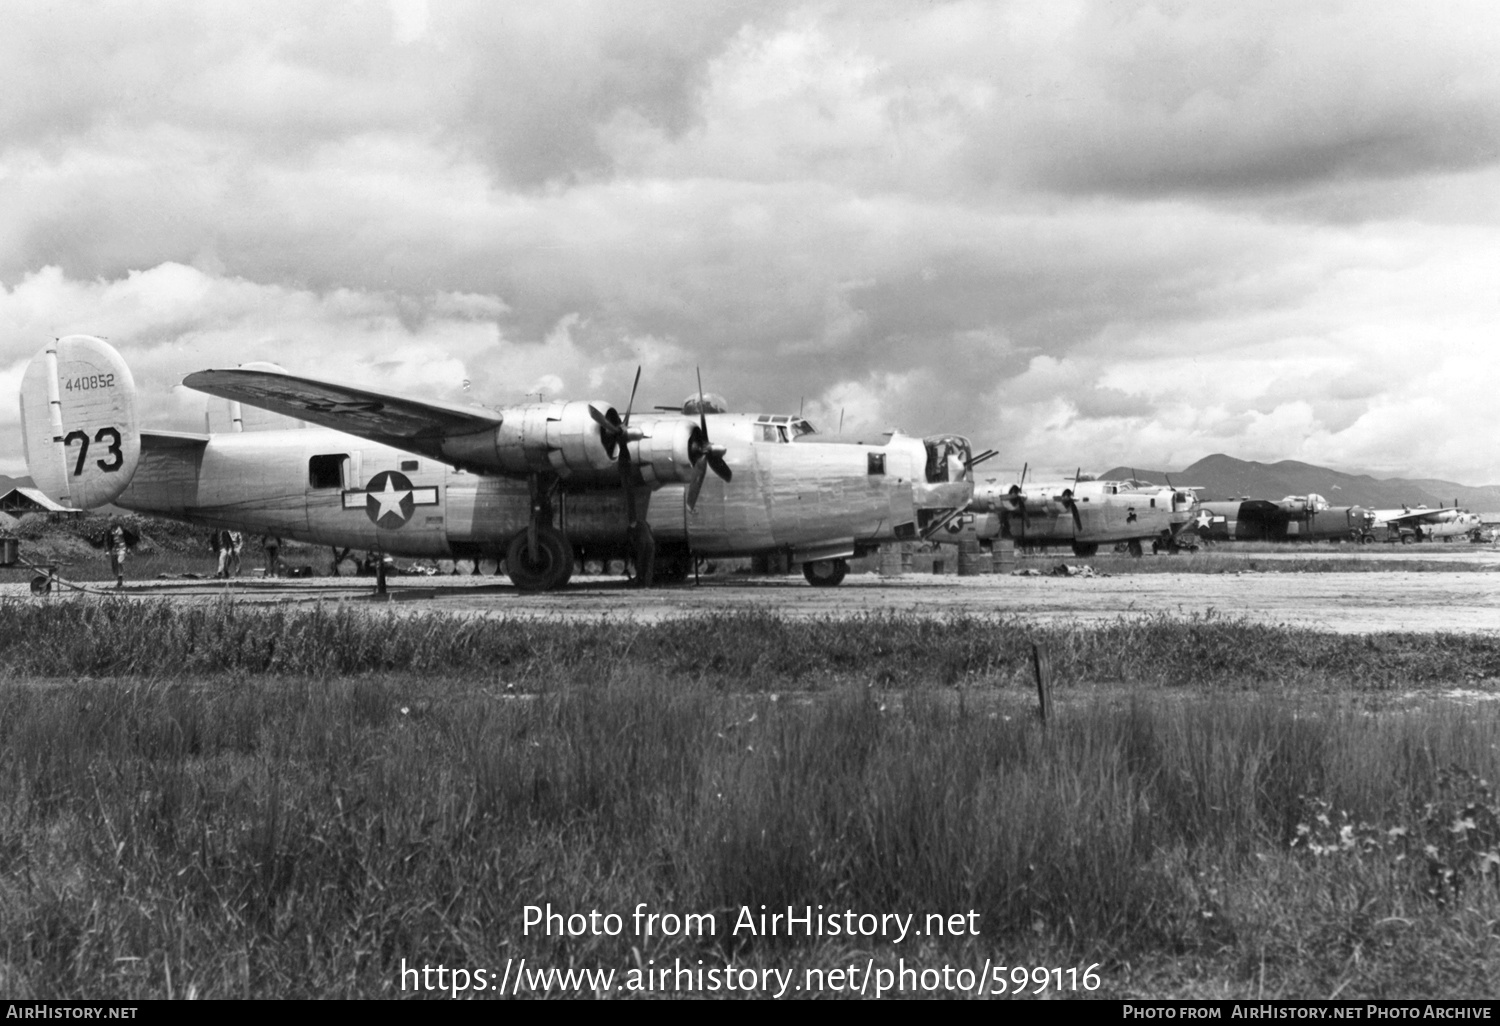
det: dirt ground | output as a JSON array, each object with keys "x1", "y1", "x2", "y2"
[{"x1": 6, "y1": 546, "x2": 1499, "y2": 634}]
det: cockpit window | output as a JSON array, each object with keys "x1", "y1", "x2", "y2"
[{"x1": 755, "y1": 415, "x2": 817, "y2": 442}]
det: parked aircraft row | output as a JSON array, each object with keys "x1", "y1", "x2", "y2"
[
  {"x1": 1193, "y1": 495, "x2": 1483, "y2": 544},
  {"x1": 15, "y1": 337, "x2": 1484, "y2": 591},
  {"x1": 18, "y1": 336, "x2": 975, "y2": 590}
]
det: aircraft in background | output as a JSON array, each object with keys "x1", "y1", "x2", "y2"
[
  {"x1": 19, "y1": 335, "x2": 975, "y2": 590},
  {"x1": 941, "y1": 471, "x2": 1202, "y2": 557},
  {"x1": 1371, "y1": 504, "x2": 1483, "y2": 543},
  {"x1": 1193, "y1": 494, "x2": 1376, "y2": 543}
]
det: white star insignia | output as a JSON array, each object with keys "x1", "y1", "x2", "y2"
[{"x1": 370, "y1": 476, "x2": 412, "y2": 523}]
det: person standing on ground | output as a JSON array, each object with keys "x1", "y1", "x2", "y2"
[
  {"x1": 262, "y1": 535, "x2": 282, "y2": 578},
  {"x1": 228, "y1": 530, "x2": 244, "y2": 577},
  {"x1": 211, "y1": 530, "x2": 231, "y2": 578},
  {"x1": 106, "y1": 519, "x2": 132, "y2": 588}
]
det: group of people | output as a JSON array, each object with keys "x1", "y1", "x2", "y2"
[{"x1": 209, "y1": 530, "x2": 281, "y2": 578}]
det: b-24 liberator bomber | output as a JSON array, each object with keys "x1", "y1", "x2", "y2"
[
  {"x1": 1193, "y1": 494, "x2": 1376, "y2": 543},
  {"x1": 18, "y1": 336, "x2": 976, "y2": 590},
  {"x1": 1370, "y1": 504, "x2": 1483, "y2": 543},
  {"x1": 944, "y1": 471, "x2": 1202, "y2": 557}
]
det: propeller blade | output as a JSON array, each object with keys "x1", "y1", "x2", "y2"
[
  {"x1": 686, "y1": 456, "x2": 709, "y2": 511},
  {"x1": 696, "y1": 367, "x2": 708, "y2": 433},
  {"x1": 624, "y1": 365, "x2": 641, "y2": 425},
  {"x1": 1062, "y1": 488, "x2": 1083, "y2": 530},
  {"x1": 708, "y1": 451, "x2": 732, "y2": 483}
]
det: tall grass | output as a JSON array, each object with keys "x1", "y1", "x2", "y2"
[
  {"x1": 2, "y1": 600, "x2": 1496, "y2": 691},
  {"x1": 0, "y1": 670, "x2": 1496, "y2": 998}
]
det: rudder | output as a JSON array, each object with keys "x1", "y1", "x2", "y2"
[{"x1": 19, "y1": 335, "x2": 142, "y2": 509}]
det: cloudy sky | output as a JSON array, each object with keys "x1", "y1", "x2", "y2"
[{"x1": 4, "y1": 0, "x2": 1500, "y2": 484}]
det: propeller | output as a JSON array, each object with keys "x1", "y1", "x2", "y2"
[
  {"x1": 587, "y1": 367, "x2": 658, "y2": 584},
  {"x1": 1059, "y1": 467, "x2": 1083, "y2": 531},
  {"x1": 611, "y1": 368, "x2": 658, "y2": 585},
  {"x1": 686, "y1": 368, "x2": 732, "y2": 512},
  {"x1": 588, "y1": 366, "x2": 644, "y2": 460}
]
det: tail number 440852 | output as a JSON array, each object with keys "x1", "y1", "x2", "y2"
[{"x1": 63, "y1": 427, "x2": 124, "y2": 475}]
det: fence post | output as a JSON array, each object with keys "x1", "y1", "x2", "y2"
[{"x1": 1031, "y1": 641, "x2": 1052, "y2": 725}]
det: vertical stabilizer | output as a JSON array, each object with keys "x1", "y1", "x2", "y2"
[{"x1": 19, "y1": 335, "x2": 142, "y2": 509}]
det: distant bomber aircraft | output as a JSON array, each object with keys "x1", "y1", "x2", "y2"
[
  {"x1": 1370, "y1": 505, "x2": 1483, "y2": 543},
  {"x1": 18, "y1": 335, "x2": 976, "y2": 590},
  {"x1": 1192, "y1": 494, "x2": 1376, "y2": 543},
  {"x1": 945, "y1": 471, "x2": 1202, "y2": 556}
]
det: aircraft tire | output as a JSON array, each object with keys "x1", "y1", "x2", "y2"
[
  {"x1": 505, "y1": 526, "x2": 574, "y2": 591},
  {"x1": 1071, "y1": 541, "x2": 1099, "y2": 557},
  {"x1": 803, "y1": 558, "x2": 848, "y2": 587}
]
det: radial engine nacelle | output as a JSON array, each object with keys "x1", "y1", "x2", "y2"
[
  {"x1": 440, "y1": 405, "x2": 708, "y2": 486},
  {"x1": 441, "y1": 400, "x2": 621, "y2": 481}
]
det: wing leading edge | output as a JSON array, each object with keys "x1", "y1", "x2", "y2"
[{"x1": 182, "y1": 367, "x2": 502, "y2": 463}]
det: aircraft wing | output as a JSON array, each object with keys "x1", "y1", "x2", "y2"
[
  {"x1": 1379, "y1": 507, "x2": 1456, "y2": 526},
  {"x1": 182, "y1": 367, "x2": 502, "y2": 462}
]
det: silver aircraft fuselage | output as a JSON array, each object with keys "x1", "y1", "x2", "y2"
[{"x1": 116, "y1": 422, "x2": 971, "y2": 562}]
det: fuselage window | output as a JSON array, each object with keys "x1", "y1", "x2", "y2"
[
  {"x1": 759, "y1": 425, "x2": 779, "y2": 443},
  {"x1": 401, "y1": 460, "x2": 419, "y2": 471},
  {"x1": 868, "y1": 452, "x2": 886, "y2": 476},
  {"x1": 309, "y1": 454, "x2": 350, "y2": 489}
]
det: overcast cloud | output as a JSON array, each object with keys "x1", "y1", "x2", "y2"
[{"x1": 4, "y1": 0, "x2": 1499, "y2": 484}]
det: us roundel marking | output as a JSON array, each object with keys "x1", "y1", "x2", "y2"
[{"x1": 341, "y1": 471, "x2": 439, "y2": 528}]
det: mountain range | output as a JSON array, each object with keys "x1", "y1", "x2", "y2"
[{"x1": 1100, "y1": 454, "x2": 1500, "y2": 511}]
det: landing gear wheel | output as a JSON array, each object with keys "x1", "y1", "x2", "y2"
[
  {"x1": 30, "y1": 574, "x2": 51, "y2": 595},
  {"x1": 505, "y1": 526, "x2": 574, "y2": 592},
  {"x1": 1071, "y1": 541, "x2": 1099, "y2": 557},
  {"x1": 1127, "y1": 539, "x2": 1144, "y2": 558},
  {"x1": 803, "y1": 558, "x2": 848, "y2": 587}
]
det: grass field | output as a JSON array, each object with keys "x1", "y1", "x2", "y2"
[{"x1": 1, "y1": 603, "x2": 1498, "y2": 999}]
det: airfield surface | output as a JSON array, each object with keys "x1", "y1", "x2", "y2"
[{"x1": 7, "y1": 546, "x2": 1500, "y2": 634}]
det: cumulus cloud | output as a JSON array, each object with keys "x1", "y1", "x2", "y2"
[{"x1": 3, "y1": 1, "x2": 1500, "y2": 485}]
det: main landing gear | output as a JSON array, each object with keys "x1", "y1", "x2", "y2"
[
  {"x1": 803, "y1": 558, "x2": 848, "y2": 587},
  {"x1": 506, "y1": 524, "x2": 574, "y2": 592},
  {"x1": 507, "y1": 474, "x2": 574, "y2": 592}
]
